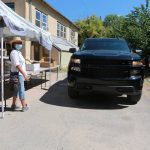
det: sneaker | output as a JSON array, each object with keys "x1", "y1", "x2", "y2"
[
  {"x1": 11, "y1": 105, "x2": 20, "y2": 111},
  {"x1": 22, "y1": 106, "x2": 30, "y2": 112}
]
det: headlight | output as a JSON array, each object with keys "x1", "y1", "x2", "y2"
[
  {"x1": 71, "y1": 58, "x2": 81, "y2": 64},
  {"x1": 132, "y1": 61, "x2": 143, "y2": 66},
  {"x1": 70, "y1": 58, "x2": 81, "y2": 72},
  {"x1": 71, "y1": 66, "x2": 81, "y2": 72},
  {"x1": 130, "y1": 70, "x2": 141, "y2": 76}
]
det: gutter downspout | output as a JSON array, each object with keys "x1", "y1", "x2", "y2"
[
  {"x1": 29, "y1": 0, "x2": 32, "y2": 22},
  {"x1": 60, "y1": 50, "x2": 62, "y2": 69}
]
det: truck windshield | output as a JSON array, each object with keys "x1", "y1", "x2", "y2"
[{"x1": 80, "y1": 40, "x2": 130, "y2": 51}]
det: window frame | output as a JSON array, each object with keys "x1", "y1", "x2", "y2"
[
  {"x1": 57, "y1": 22, "x2": 66, "y2": 39},
  {"x1": 35, "y1": 10, "x2": 41, "y2": 28},
  {"x1": 42, "y1": 13, "x2": 47, "y2": 30},
  {"x1": 35, "y1": 9, "x2": 47, "y2": 31},
  {"x1": 70, "y1": 29, "x2": 76, "y2": 44}
]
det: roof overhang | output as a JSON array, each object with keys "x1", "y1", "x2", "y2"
[{"x1": 51, "y1": 35, "x2": 79, "y2": 52}]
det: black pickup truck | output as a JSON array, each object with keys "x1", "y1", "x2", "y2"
[{"x1": 68, "y1": 38, "x2": 144, "y2": 104}]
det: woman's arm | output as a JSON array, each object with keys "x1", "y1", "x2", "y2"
[{"x1": 16, "y1": 65, "x2": 29, "y2": 81}]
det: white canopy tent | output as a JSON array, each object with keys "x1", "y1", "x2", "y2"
[{"x1": 0, "y1": 1, "x2": 52, "y2": 118}]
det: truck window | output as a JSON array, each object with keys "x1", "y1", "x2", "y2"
[{"x1": 80, "y1": 40, "x2": 130, "y2": 52}]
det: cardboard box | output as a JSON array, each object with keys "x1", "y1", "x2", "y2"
[
  {"x1": 40, "y1": 62, "x2": 50, "y2": 68},
  {"x1": 26, "y1": 63, "x2": 40, "y2": 71},
  {"x1": 53, "y1": 61, "x2": 57, "y2": 67},
  {"x1": 50, "y1": 63, "x2": 54, "y2": 67}
]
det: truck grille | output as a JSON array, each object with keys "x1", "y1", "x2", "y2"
[{"x1": 81, "y1": 59, "x2": 131, "y2": 78}]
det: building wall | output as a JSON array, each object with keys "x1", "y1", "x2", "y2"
[
  {"x1": 24, "y1": 0, "x2": 78, "y2": 62},
  {"x1": 2, "y1": 0, "x2": 29, "y2": 59},
  {"x1": 2, "y1": 0, "x2": 78, "y2": 45},
  {"x1": 24, "y1": 41, "x2": 31, "y2": 60},
  {"x1": 61, "y1": 51, "x2": 72, "y2": 68},
  {"x1": 51, "y1": 47, "x2": 60, "y2": 65},
  {"x1": 2, "y1": 0, "x2": 78, "y2": 44},
  {"x1": 25, "y1": 0, "x2": 78, "y2": 41},
  {"x1": 75, "y1": 32, "x2": 78, "y2": 46},
  {"x1": 2, "y1": 0, "x2": 26, "y2": 18},
  {"x1": 2, "y1": 0, "x2": 78, "y2": 67}
]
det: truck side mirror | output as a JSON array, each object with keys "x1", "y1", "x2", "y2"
[
  {"x1": 69, "y1": 48, "x2": 76, "y2": 53},
  {"x1": 135, "y1": 49, "x2": 142, "y2": 56}
]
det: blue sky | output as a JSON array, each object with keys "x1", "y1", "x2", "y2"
[{"x1": 46, "y1": 0, "x2": 146, "y2": 21}]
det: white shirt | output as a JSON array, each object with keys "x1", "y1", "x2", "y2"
[{"x1": 10, "y1": 50, "x2": 27, "y2": 76}]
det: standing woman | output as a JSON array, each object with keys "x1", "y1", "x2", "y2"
[{"x1": 10, "y1": 37, "x2": 29, "y2": 112}]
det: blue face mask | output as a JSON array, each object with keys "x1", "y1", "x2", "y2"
[{"x1": 15, "y1": 44, "x2": 22, "y2": 50}]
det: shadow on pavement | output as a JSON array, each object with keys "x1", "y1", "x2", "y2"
[
  {"x1": 0, "y1": 78, "x2": 48, "y2": 107},
  {"x1": 0, "y1": 107, "x2": 22, "y2": 112},
  {"x1": 145, "y1": 68, "x2": 150, "y2": 78},
  {"x1": 40, "y1": 79, "x2": 129, "y2": 110}
]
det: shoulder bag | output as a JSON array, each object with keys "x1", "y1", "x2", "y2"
[{"x1": 9, "y1": 71, "x2": 19, "y2": 84}]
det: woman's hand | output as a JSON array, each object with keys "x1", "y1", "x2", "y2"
[{"x1": 24, "y1": 75, "x2": 30, "y2": 81}]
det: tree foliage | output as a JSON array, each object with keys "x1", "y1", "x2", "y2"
[
  {"x1": 124, "y1": 0, "x2": 150, "y2": 56},
  {"x1": 75, "y1": 15, "x2": 104, "y2": 46},
  {"x1": 75, "y1": 0, "x2": 150, "y2": 58},
  {"x1": 103, "y1": 14, "x2": 126, "y2": 38}
]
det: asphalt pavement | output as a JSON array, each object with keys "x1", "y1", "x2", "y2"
[{"x1": 0, "y1": 72, "x2": 150, "y2": 150}]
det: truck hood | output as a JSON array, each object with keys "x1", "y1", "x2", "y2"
[{"x1": 73, "y1": 50, "x2": 141, "y2": 61}]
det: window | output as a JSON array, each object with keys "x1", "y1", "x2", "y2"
[
  {"x1": 80, "y1": 39, "x2": 130, "y2": 51},
  {"x1": 36, "y1": 10, "x2": 41, "y2": 27},
  {"x1": 42, "y1": 14, "x2": 47, "y2": 30},
  {"x1": 57, "y1": 22, "x2": 66, "y2": 38},
  {"x1": 35, "y1": 10, "x2": 47, "y2": 30},
  {"x1": 5, "y1": 2, "x2": 15, "y2": 11},
  {"x1": 70, "y1": 29, "x2": 76, "y2": 44}
]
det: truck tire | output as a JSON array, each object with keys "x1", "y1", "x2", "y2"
[
  {"x1": 127, "y1": 93, "x2": 142, "y2": 104},
  {"x1": 68, "y1": 87, "x2": 78, "y2": 99}
]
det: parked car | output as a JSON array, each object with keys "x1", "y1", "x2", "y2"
[{"x1": 68, "y1": 38, "x2": 144, "y2": 104}]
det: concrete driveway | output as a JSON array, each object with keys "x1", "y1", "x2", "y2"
[{"x1": 0, "y1": 74, "x2": 150, "y2": 150}]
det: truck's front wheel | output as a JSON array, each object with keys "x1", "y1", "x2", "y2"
[
  {"x1": 68, "y1": 87, "x2": 78, "y2": 99},
  {"x1": 127, "y1": 93, "x2": 142, "y2": 104}
]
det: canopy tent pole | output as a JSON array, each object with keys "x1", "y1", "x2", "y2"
[
  {"x1": 49, "y1": 47, "x2": 51, "y2": 86},
  {"x1": 0, "y1": 28, "x2": 4, "y2": 118}
]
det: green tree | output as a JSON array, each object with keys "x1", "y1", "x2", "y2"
[
  {"x1": 103, "y1": 14, "x2": 126, "y2": 38},
  {"x1": 74, "y1": 0, "x2": 150, "y2": 66},
  {"x1": 124, "y1": 0, "x2": 150, "y2": 56},
  {"x1": 75, "y1": 15, "x2": 104, "y2": 46},
  {"x1": 103, "y1": 0, "x2": 150, "y2": 67}
]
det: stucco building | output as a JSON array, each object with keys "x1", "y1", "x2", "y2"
[{"x1": 2, "y1": 0, "x2": 78, "y2": 68}]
